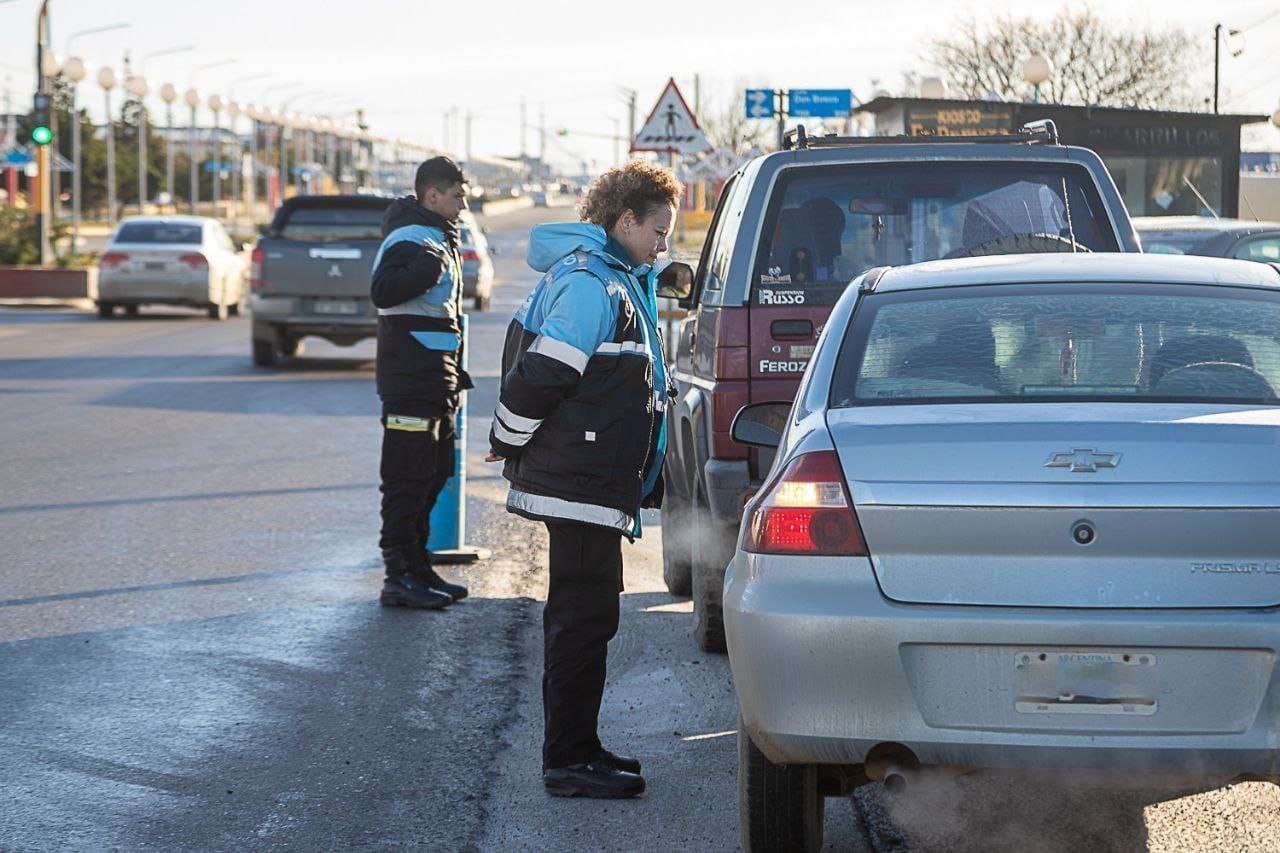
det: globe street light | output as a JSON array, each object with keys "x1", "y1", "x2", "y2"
[
  {"x1": 185, "y1": 86, "x2": 200, "y2": 213},
  {"x1": 1023, "y1": 54, "x2": 1052, "y2": 104},
  {"x1": 63, "y1": 56, "x2": 87, "y2": 249},
  {"x1": 98, "y1": 65, "x2": 118, "y2": 229},
  {"x1": 208, "y1": 93, "x2": 224, "y2": 218},
  {"x1": 127, "y1": 73, "x2": 149, "y2": 214},
  {"x1": 159, "y1": 82, "x2": 178, "y2": 208}
]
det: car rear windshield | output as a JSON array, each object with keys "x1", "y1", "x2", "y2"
[
  {"x1": 114, "y1": 222, "x2": 203, "y2": 244},
  {"x1": 276, "y1": 205, "x2": 385, "y2": 241},
  {"x1": 1139, "y1": 230, "x2": 1220, "y2": 255},
  {"x1": 831, "y1": 283, "x2": 1280, "y2": 407},
  {"x1": 754, "y1": 161, "x2": 1119, "y2": 306}
]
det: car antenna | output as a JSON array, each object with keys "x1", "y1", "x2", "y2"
[
  {"x1": 1181, "y1": 176, "x2": 1220, "y2": 220},
  {"x1": 1061, "y1": 178, "x2": 1078, "y2": 252},
  {"x1": 1241, "y1": 190, "x2": 1262, "y2": 222}
]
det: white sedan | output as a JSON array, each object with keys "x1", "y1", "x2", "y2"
[{"x1": 97, "y1": 216, "x2": 248, "y2": 320}]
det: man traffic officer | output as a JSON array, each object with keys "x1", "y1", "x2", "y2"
[{"x1": 371, "y1": 156, "x2": 473, "y2": 609}]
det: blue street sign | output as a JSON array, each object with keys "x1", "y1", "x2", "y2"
[
  {"x1": 745, "y1": 89, "x2": 775, "y2": 119},
  {"x1": 2, "y1": 150, "x2": 32, "y2": 167},
  {"x1": 788, "y1": 89, "x2": 853, "y2": 118}
]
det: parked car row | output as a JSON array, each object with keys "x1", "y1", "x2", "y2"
[{"x1": 660, "y1": 125, "x2": 1280, "y2": 851}]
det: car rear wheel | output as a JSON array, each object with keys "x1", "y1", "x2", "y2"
[
  {"x1": 739, "y1": 719, "x2": 823, "y2": 853},
  {"x1": 661, "y1": 486, "x2": 693, "y2": 597},
  {"x1": 691, "y1": 481, "x2": 732, "y2": 654},
  {"x1": 124, "y1": 304, "x2": 139, "y2": 317},
  {"x1": 282, "y1": 336, "x2": 304, "y2": 358},
  {"x1": 228, "y1": 300, "x2": 242, "y2": 317},
  {"x1": 252, "y1": 338, "x2": 278, "y2": 367},
  {"x1": 208, "y1": 302, "x2": 228, "y2": 321},
  {"x1": 97, "y1": 302, "x2": 115, "y2": 319},
  {"x1": 473, "y1": 295, "x2": 490, "y2": 312}
]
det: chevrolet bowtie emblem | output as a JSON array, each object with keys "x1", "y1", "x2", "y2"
[
  {"x1": 327, "y1": 264, "x2": 343, "y2": 278},
  {"x1": 1045, "y1": 449, "x2": 1122, "y2": 473}
]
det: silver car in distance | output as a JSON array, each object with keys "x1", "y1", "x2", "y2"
[{"x1": 726, "y1": 253, "x2": 1280, "y2": 852}]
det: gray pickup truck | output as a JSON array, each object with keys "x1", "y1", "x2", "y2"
[{"x1": 249, "y1": 195, "x2": 391, "y2": 366}]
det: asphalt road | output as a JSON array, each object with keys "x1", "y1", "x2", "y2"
[{"x1": 2, "y1": 202, "x2": 1278, "y2": 851}]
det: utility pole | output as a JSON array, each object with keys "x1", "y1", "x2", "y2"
[
  {"x1": 35, "y1": 0, "x2": 53, "y2": 265},
  {"x1": 626, "y1": 89, "x2": 637, "y2": 154},
  {"x1": 539, "y1": 103, "x2": 545, "y2": 165},
  {"x1": 520, "y1": 97, "x2": 527, "y2": 160},
  {"x1": 1213, "y1": 22, "x2": 1242, "y2": 114},
  {"x1": 465, "y1": 111, "x2": 472, "y2": 161}
]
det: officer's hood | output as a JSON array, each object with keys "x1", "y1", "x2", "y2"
[
  {"x1": 527, "y1": 223, "x2": 617, "y2": 272},
  {"x1": 382, "y1": 196, "x2": 458, "y2": 244}
]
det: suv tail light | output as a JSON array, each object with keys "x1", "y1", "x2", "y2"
[
  {"x1": 250, "y1": 247, "x2": 264, "y2": 291},
  {"x1": 178, "y1": 253, "x2": 208, "y2": 270},
  {"x1": 745, "y1": 450, "x2": 867, "y2": 556},
  {"x1": 460, "y1": 249, "x2": 480, "y2": 262},
  {"x1": 99, "y1": 251, "x2": 129, "y2": 269}
]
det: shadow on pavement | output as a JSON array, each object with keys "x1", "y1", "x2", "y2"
[
  {"x1": 0, "y1": 481, "x2": 378, "y2": 518},
  {"x1": 0, "y1": 355, "x2": 373, "y2": 381},
  {"x1": 91, "y1": 378, "x2": 379, "y2": 416}
]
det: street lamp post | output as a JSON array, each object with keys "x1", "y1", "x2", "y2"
[
  {"x1": 1023, "y1": 54, "x2": 1052, "y2": 104},
  {"x1": 245, "y1": 104, "x2": 259, "y2": 220},
  {"x1": 63, "y1": 55, "x2": 86, "y2": 251},
  {"x1": 208, "y1": 93, "x2": 223, "y2": 220},
  {"x1": 159, "y1": 82, "x2": 177, "y2": 209},
  {"x1": 98, "y1": 65, "x2": 118, "y2": 229},
  {"x1": 62, "y1": 22, "x2": 132, "y2": 218},
  {"x1": 184, "y1": 86, "x2": 199, "y2": 214},
  {"x1": 127, "y1": 73, "x2": 148, "y2": 214},
  {"x1": 226, "y1": 100, "x2": 241, "y2": 222},
  {"x1": 40, "y1": 47, "x2": 60, "y2": 220}
]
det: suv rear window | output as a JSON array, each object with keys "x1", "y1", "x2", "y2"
[
  {"x1": 114, "y1": 222, "x2": 202, "y2": 244},
  {"x1": 276, "y1": 206, "x2": 385, "y2": 241},
  {"x1": 832, "y1": 283, "x2": 1280, "y2": 407},
  {"x1": 754, "y1": 162, "x2": 1119, "y2": 306}
]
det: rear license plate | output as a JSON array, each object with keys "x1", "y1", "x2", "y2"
[
  {"x1": 313, "y1": 300, "x2": 359, "y2": 315},
  {"x1": 145, "y1": 262, "x2": 166, "y2": 271},
  {"x1": 1014, "y1": 650, "x2": 1157, "y2": 716}
]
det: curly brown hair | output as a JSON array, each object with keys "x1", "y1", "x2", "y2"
[{"x1": 578, "y1": 160, "x2": 683, "y2": 231}]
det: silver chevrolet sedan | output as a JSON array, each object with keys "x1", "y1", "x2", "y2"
[{"x1": 726, "y1": 253, "x2": 1280, "y2": 852}]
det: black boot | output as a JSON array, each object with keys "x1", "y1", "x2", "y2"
[
  {"x1": 380, "y1": 548, "x2": 452, "y2": 610},
  {"x1": 593, "y1": 749, "x2": 641, "y2": 774},
  {"x1": 411, "y1": 546, "x2": 469, "y2": 601},
  {"x1": 543, "y1": 762, "x2": 645, "y2": 799}
]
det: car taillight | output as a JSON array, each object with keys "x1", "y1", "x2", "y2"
[
  {"x1": 460, "y1": 249, "x2": 480, "y2": 261},
  {"x1": 250, "y1": 247, "x2": 264, "y2": 291},
  {"x1": 745, "y1": 450, "x2": 867, "y2": 556},
  {"x1": 178, "y1": 253, "x2": 208, "y2": 270},
  {"x1": 100, "y1": 251, "x2": 129, "y2": 269}
]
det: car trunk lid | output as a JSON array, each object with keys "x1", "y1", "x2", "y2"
[{"x1": 827, "y1": 403, "x2": 1280, "y2": 608}]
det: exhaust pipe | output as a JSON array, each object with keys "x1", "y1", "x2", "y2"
[{"x1": 881, "y1": 764, "x2": 912, "y2": 793}]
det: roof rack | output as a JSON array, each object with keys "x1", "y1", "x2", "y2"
[{"x1": 782, "y1": 119, "x2": 1060, "y2": 150}]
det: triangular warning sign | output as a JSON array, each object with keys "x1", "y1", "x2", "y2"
[{"x1": 630, "y1": 78, "x2": 711, "y2": 155}]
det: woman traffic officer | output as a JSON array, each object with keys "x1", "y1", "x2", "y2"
[{"x1": 487, "y1": 161, "x2": 687, "y2": 798}]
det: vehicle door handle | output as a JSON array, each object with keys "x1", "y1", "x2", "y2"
[{"x1": 771, "y1": 319, "x2": 813, "y2": 339}]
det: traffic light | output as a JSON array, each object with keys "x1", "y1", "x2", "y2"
[
  {"x1": 557, "y1": 128, "x2": 569, "y2": 137},
  {"x1": 30, "y1": 93, "x2": 53, "y2": 146}
]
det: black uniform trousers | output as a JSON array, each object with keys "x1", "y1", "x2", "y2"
[
  {"x1": 542, "y1": 520, "x2": 625, "y2": 770},
  {"x1": 378, "y1": 405, "x2": 456, "y2": 563}
]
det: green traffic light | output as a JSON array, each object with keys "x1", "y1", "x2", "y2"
[{"x1": 31, "y1": 125, "x2": 53, "y2": 145}]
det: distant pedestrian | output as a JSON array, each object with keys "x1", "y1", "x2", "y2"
[
  {"x1": 487, "y1": 161, "x2": 684, "y2": 798},
  {"x1": 371, "y1": 156, "x2": 473, "y2": 609}
]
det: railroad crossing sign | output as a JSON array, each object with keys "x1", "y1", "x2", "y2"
[{"x1": 631, "y1": 78, "x2": 711, "y2": 155}]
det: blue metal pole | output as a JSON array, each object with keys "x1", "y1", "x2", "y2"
[{"x1": 428, "y1": 313, "x2": 486, "y2": 563}]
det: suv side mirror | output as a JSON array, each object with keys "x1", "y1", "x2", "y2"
[
  {"x1": 730, "y1": 401, "x2": 791, "y2": 448},
  {"x1": 656, "y1": 262, "x2": 694, "y2": 301}
]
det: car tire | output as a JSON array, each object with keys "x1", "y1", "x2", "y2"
[
  {"x1": 691, "y1": 481, "x2": 732, "y2": 654},
  {"x1": 473, "y1": 295, "x2": 490, "y2": 312},
  {"x1": 281, "y1": 336, "x2": 304, "y2": 358},
  {"x1": 97, "y1": 302, "x2": 115, "y2": 319},
  {"x1": 208, "y1": 302, "x2": 228, "y2": 321},
  {"x1": 739, "y1": 719, "x2": 824, "y2": 853},
  {"x1": 124, "y1": 304, "x2": 139, "y2": 317},
  {"x1": 252, "y1": 338, "x2": 278, "y2": 367},
  {"x1": 228, "y1": 300, "x2": 242, "y2": 317},
  {"x1": 661, "y1": 487, "x2": 693, "y2": 597}
]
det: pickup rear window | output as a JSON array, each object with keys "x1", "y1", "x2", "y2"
[
  {"x1": 754, "y1": 162, "x2": 1119, "y2": 306},
  {"x1": 831, "y1": 283, "x2": 1280, "y2": 407},
  {"x1": 276, "y1": 206, "x2": 385, "y2": 241}
]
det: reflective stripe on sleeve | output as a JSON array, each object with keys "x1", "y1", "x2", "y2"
[
  {"x1": 528, "y1": 335, "x2": 590, "y2": 374},
  {"x1": 495, "y1": 402, "x2": 542, "y2": 433},
  {"x1": 595, "y1": 341, "x2": 647, "y2": 356},
  {"x1": 493, "y1": 418, "x2": 535, "y2": 447}
]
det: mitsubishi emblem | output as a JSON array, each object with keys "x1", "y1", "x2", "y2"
[
  {"x1": 1045, "y1": 449, "x2": 1122, "y2": 473},
  {"x1": 327, "y1": 264, "x2": 343, "y2": 278}
]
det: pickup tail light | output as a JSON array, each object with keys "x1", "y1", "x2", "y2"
[
  {"x1": 99, "y1": 251, "x2": 129, "y2": 269},
  {"x1": 745, "y1": 450, "x2": 867, "y2": 556},
  {"x1": 178, "y1": 253, "x2": 208, "y2": 270},
  {"x1": 250, "y1": 247, "x2": 264, "y2": 291}
]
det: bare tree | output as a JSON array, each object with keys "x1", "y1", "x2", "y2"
[
  {"x1": 927, "y1": 5, "x2": 1206, "y2": 110},
  {"x1": 697, "y1": 78, "x2": 773, "y2": 155}
]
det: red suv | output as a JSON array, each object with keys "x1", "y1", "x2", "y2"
[{"x1": 663, "y1": 125, "x2": 1140, "y2": 652}]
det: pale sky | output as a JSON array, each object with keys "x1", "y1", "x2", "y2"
[{"x1": 2, "y1": 0, "x2": 1278, "y2": 169}]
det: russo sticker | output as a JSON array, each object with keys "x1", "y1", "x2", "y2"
[{"x1": 757, "y1": 288, "x2": 806, "y2": 305}]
